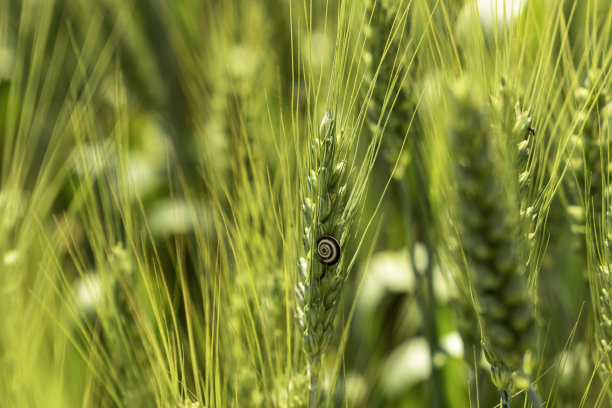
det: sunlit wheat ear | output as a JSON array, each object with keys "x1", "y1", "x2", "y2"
[
  {"x1": 296, "y1": 112, "x2": 349, "y2": 408},
  {"x1": 447, "y1": 79, "x2": 537, "y2": 403}
]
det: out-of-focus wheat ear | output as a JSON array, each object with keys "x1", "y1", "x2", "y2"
[
  {"x1": 363, "y1": 3, "x2": 451, "y2": 405},
  {"x1": 296, "y1": 112, "x2": 350, "y2": 408},
  {"x1": 447, "y1": 79, "x2": 537, "y2": 404},
  {"x1": 597, "y1": 264, "x2": 612, "y2": 379},
  {"x1": 363, "y1": 0, "x2": 414, "y2": 178},
  {"x1": 568, "y1": 70, "x2": 612, "y2": 262},
  {"x1": 576, "y1": 68, "x2": 612, "y2": 382},
  {"x1": 107, "y1": 245, "x2": 154, "y2": 407},
  {"x1": 567, "y1": 68, "x2": 612, "y2": 383},
  {"x1": 490, "y1": 79, "x2": 542, "y2": 406}
]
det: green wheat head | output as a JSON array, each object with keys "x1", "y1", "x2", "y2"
[
  {"x1": 491, "y1": 80, "x2": 534, "y2": 208},
  {"x1": 296, "y1": 112, "x2": 349, "y2": 373},
  {"x1": 569, "y1": 70, "x2": 612, "y2": 247},
  {"x1": 599, "y1": 267, "x2": 612, "y2": 379},
  {"x1": 448, "y1": 79, "x2": 537, "y2": 392},
  {"x1": 572, "y1": 69, "x2": 612, "y2": 381},
  {"x1": 363, "y1": 0, "x2": 414, "y2": 177},
  {"x1": 491, "y1": 80, "x2": 537, "y2": 255}
]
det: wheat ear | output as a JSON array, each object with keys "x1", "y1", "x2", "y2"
[
  {"x1": 569, "y1": 70, "x2": 612, "y2": 256},
  {"x1": 448, "y1": 79, "x2": 537, "y2": 406},
  {"x1": 363, "y1": 0, "x2": 414, "y2": 177},
  {"x1": 296, "y1": 112, "x2": 349, "y2": 408},
  {"x1": 571, "y1": 70, "x2": 612, "y2": 381}
]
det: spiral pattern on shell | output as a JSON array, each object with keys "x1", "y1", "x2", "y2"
[{"x1": 317, "y1": 236, "x2": 341, "y2": 266}]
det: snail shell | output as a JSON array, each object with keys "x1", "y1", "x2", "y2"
[{"x1": 317, "y1": 235, "x2": 341, "y2": 266}]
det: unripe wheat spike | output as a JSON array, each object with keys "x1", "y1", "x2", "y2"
[
  {"x1": 448, "y1": 79, "x2": 537, "y2": 405},
  {"x1": 296, "y1": 112, "x2": 350, "y2": 408}
]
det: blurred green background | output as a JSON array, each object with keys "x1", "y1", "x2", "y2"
[{"x1": 1, "y1": 0, "x2": 611, "y2": 407}]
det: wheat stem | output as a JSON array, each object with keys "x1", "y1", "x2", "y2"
[
  {"x1": 500, "y1": 389, "x2": 512, "y2": 408},
  {"x1": 308, "y1": 358, "x2": 319, "y2": 408}
]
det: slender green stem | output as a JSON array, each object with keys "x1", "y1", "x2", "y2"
[
  {"x1": 500, "y1": 389, "x2": 512, "y2": 408},
  {"x1": 467, "y1": 358, "x2": 479, "y2": 408},
  {"x1": 308, "y1": 356, "x2": 320, "y2": 408},
  {"x1": 308, "y1": 375, "x2": 318, "y2": 408}
]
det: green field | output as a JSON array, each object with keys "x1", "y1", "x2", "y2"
[{"x1": 1, "y1": 0, "x2": 612, "y2": 407}]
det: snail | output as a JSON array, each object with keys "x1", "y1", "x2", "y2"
[{"x1": 317, "y1": 235, "x2": 341, "y2": 266}]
